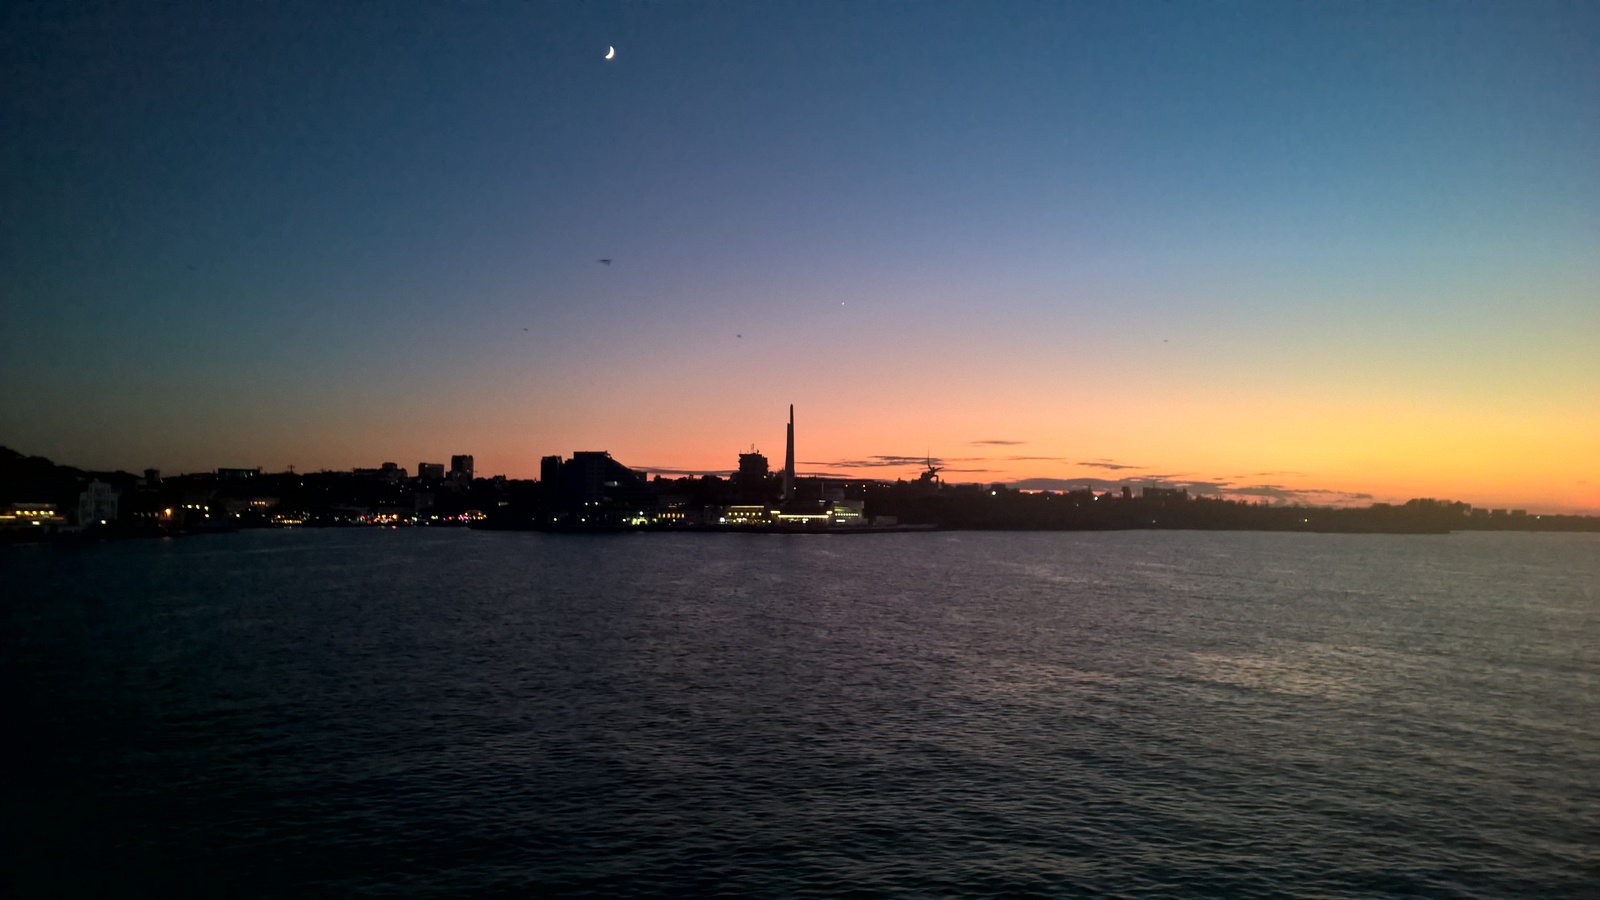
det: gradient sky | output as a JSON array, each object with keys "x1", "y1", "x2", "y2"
[{"x1": 3, "y1": 1, "x2": 1596, "y2": 512}]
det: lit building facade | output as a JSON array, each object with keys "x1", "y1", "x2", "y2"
[{"x1": 76, "y1": 480, "x2": 119, "y2": 527}]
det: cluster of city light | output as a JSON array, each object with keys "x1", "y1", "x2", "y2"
[
  {"x1": 712, "y1": 501, "x2": 867, "y2": 527},
  {"x1": 0, "y1": 504, "x2": 67, "y2": 527},
  {"x1": 329, "y1": 511, "x2": 489, "y2": 527}
]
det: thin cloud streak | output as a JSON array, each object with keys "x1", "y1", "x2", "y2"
[
  {"x1": 1225, "y1": 484, "x2": 1375, "y2": 504},
  {"x1": 800, "y1": 455, "x2": 934, "y2": 469},
  {"x1": 1076, "y1": 460, "x2": 1146, "y2": 471}
]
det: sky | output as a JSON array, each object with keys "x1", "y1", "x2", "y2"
[{"x1": 2, "y1": 0, "x2": 1596, "y2": 512}]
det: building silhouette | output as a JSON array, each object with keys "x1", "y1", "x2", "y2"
[
  {"x1": 540, "y1": 451, "x2": 655, "y2": 526},
  {"x1": 736, "y1": 449, "x2": 770, "y2": 503}
]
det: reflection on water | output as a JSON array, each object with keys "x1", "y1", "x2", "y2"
[{"x1": 3, "y1": 529, "x2": 1596, "y2": 896}]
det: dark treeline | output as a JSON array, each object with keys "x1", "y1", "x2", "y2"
[
  {"x1": 0, "y1": 447, "x2": 525, "y2": 538},
  {"x1": 863, "y1": 485, "x2": 1596, "y2": 534}
]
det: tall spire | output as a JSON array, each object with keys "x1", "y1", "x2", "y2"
[{"x1": 783, "y1": 404, "x2": 795, "y2": 503}]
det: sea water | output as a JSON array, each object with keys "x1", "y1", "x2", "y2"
[{"x1": 3, "y1": 529, "x2": 1596, "y2": 896}]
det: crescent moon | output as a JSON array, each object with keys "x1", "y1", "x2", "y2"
[{"x1": 604, "y1": 46, "x2": 615, "y2": 60}]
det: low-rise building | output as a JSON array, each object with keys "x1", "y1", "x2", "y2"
[{"x1": 0, "y1": 502, "x2": 68, "y2": 529}]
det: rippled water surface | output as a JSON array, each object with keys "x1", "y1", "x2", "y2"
[{"x1": 4, "y1": 529, "x2": 1597, "y2": 897}]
